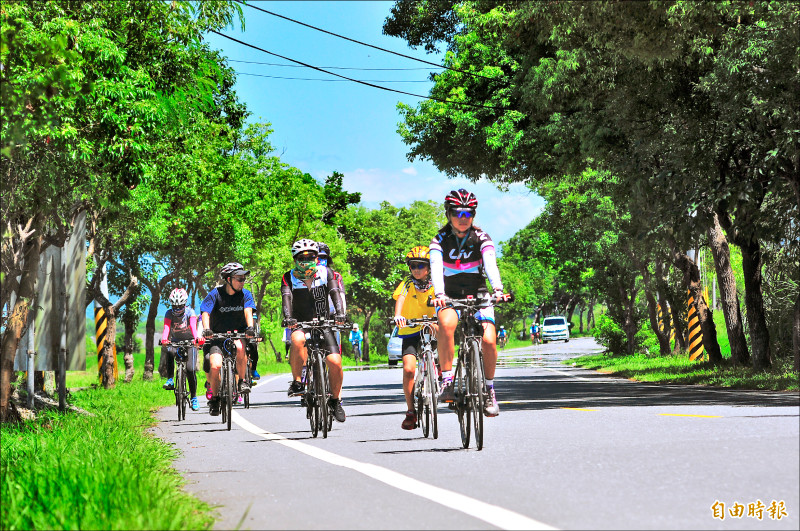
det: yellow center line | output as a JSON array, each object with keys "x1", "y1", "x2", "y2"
[
  {"x1": 561, "y1": 407, "x2": 597, "y2": 412},
  {"x1": 659, "y1": 413, "x2": 722, "y2": 418}
]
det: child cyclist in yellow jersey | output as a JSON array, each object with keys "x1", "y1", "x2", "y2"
[{"x1": 393, "y1": 246, "x2": 437, "y2": 430}]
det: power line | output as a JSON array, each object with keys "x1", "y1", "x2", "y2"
[
  {"x1": 229, "y1": 59, "x2": 435, "y2": 71},
  {"x1": 237, "y1": 72, "x2": 433, "y2": 83},
  {"x1": 235, "y1": 0, "x2": 502, "y2": 83},
  {"x1": 209, "y1": 30, "x2": 508, "y2": 111}
]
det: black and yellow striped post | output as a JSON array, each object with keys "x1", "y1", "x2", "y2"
[
  {"x1": 686, "y1": 290, "x2": 705, "y2": 361},
  {"x1": 95, "y1": 306, "x2": 118, "y2": 381},
  {"x1": 657, "y1": 303, "x2": 676, "y2": 348}
]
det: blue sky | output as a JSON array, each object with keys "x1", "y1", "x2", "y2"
[{"x1": 204, "y1": 0, "x2": 544, "y2": 246}]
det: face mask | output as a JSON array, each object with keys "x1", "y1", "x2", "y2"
[{"x1": 295, "y1": 259, "x2": 317, "y2": 278}]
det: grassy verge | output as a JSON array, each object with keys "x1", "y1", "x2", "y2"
[
  {"x1": 1, "y1": 360, "x2": 214, "y2": 530},
  {"x1": 565, "y1": 352, "x2": 799, "y2": 391}
]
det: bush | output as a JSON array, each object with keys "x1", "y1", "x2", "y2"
[{"x1": 593, "y1": 314, "x2": 627, "y2": 354}]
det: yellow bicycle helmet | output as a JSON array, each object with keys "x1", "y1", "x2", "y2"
[{"x1": 406, "y1": 246, "x2": 430, "y2": 263}]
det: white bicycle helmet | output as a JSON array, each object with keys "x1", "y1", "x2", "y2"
[
  {"x1": 292, "y1": 239, "x2": 319, "y2": 257},
  {"x1": 169, "y1": 288, "x2": 188, "y2": 307},
  {"x1": 219, "y1": 262, "x2": 249, "y2": 279}
]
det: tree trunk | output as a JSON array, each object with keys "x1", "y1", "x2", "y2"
[
  {"x1": 362, "y1": 307, "x2": 374, "y2": 362},
  {"x1": 708, "y1": 212, "x2": 749, "y2": 365},
  {"x1": 643, "y1": 282, "x2": 671, "y2": 357},
  {"x1": 565, "y1": 296, "x2": 578, "y2": 324},
  {"x1": 793, "y1": 289, "x2": 799, "y2": 372},
  {"x1": 0, "y1": 229, "x2": 41, "y2": 423},
  {"x1": 587, "y1": 299, "x2": 595, "y2": 330},
  {"x1": 578, "y1": 306, "x2": 584, "y2": 334},
  {"x1": 657, "y1": 290, "x2": 674, "y2": 351},
  {"x1": 618, "y1": 281, "x2": 638, "y2": 356},
  {"x1": 739, "y1": 237, "x2": 772, "y2": 370},
  {"x1": 144, "y1": 289, "x2": 160, "y2": 380},
  {"x1": 671, "y1": 248, "x2": 722, "y2": 364},
  {"x1": 122, "y1": 314, "x2": 136, "y2": 383},
  {"x1": 667, "y1": 291, "x2": 686, "y2": 353}
]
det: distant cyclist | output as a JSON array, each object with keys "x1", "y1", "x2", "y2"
[
  {"x1": 248, "y1": 308, "x2": 261, "y2": 380},
  {"x1": 393, "y1": 246, "x2": 436, "y2": 430},
  {"x1": 281, "y1": 239, "x2": 348, "y2": 423},
  {"x1": 430, "y1": 189, "x2": 509, "y2": 417},
  {"x1": 497, "y1": 325, "x2": 508, "y2": 347},
  {"x1": 531, "y1": 322, "x2": 541, "y2": 344},
  {"x1": 159, "y1": 287, "x2": 202, "y2": 411},
  {"x1": 200, "y1": 262, "x2": 256, "y2": 416},
  {"x1": 349, "y1": 323, "x2": 363, "y2": 362}
]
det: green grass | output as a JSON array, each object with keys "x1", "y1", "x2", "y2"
[
  {"x1": 565, "y1": 352, "x2": 799, "y2": 391},
  {"x1": 2, "y1": 358, "x2": 214, "y2": 530}
]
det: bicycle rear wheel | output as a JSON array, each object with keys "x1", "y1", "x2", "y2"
[
  {"x1": 176, "y1": 363, "x2": 186, "y2": 421},
  {"x1": 220, "y1": 364, "x2": 227, "y2": 426},
  {"x1": 455, "y1": 354, "x2": 471, "y2": 448},
  {"x1": 315, "y1": 353, "x2": 329, "y2": 438},
  {"x1": 224, "y1": 361, "x2": 233, "y2": 431},
  {"x1": 426, "y1": 350, "x2": 439, "y2": 439},
  {"x1": 307, "y1": 358, "x2": 319, "y2": 438},
  {"x1": 469, "y1": 340, "x2": 485, "y2": 451}
]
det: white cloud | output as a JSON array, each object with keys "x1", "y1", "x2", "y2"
[{"x1": 401, "y1": 167, "x2": 418, "y2": 176}]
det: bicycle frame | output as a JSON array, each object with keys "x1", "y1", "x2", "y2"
[
  {"x1": 208, "y1": 332, "x2": 250, "y2": 431},
  {"x1": 165, "y1": 339, "x2": 195, "y2": 421},
  {"x1": 404, "y1": 316, "x2": 439, "y2": 439},
  {"x1": 294, "y1": 318, "x2": 351, "y2": 438}
]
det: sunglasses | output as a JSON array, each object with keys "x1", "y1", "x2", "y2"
[
  {"x1": 172, "y1": 306, "x2": 185, "y2": 312},
  {"x1": 232, "y1": 276, "x2": 246, "y2": 282},
  {"x1": 408, "y1": 262, "x2": 428, "y2": 270},
  {"x1": 451, "y1": 209, "x2": 475, "y2": 219}
]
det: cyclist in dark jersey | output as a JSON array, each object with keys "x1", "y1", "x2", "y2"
[
  {"x1": 430, "y1": 189, "x2": 508, "y2": 417},
  {"x1": 200, "y1": 262, "x2": 256, "y2": 416},
  {"x1": 281, "y1": 239, "x2": 348, "y2": 422}
]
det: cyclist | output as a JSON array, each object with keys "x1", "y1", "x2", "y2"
[
  {"x1": 430, "y1": 189, "x2": 508, "y2": 417},
  {"x1": 317, "y1": 242, "x2": 347, "y2": 354},
  {"x1": 281, "y1": 239, "x2": 348, "y2": 423},
  {"x1": 349, "y1": 323, "x2": 363, "y2": 362},
  {"x1": 200, "y1": 262, "x2": 256, "y2": 416},
  {"x1": 497, "y1": 325, "x2": 508, "y2": 347},
  {"x1": 531, "y1": 322, "x2": 540, "y2": 344},
  {"x1": 393, "y1": 246, "x2": 436, "y2": 430},
  {"x1": 159, "y1": 288, "x2": 202, "y2": 411}
]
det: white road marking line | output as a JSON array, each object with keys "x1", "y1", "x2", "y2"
[
  {"x1": 232, "y1": 412, "x2": 557, "y2": 531},
  {"x1": 541, "y1": 367, "x2": 593, "y2": 381}
]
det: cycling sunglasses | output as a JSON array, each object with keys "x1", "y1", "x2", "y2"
[
  {"x1": 408, "y1": 261, "x2": 429, "y2": 270},
  {"x1": 451, "y1": 208, "x2": 475, "y2": 219},
  {"x1": 295, "y1": 253, "x2": 317, "y2": 262}
]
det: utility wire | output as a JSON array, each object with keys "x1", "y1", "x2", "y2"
[
  {"x1": 235, "y1": 0, "x2": 502, "y2": 83},
  {"x1": 230, "y1": 58, "x2": 435, "y2": 71},
  {"x1": 237, "y1": 71, "x2": 432, "y2": 83},
  {"x1": 209, "y1": 30, "x2": 508, "y2": 111}
]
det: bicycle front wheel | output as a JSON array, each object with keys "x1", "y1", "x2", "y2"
[
  {"x1": 176, "y1": 363, "x2": 186, "y2": 421},
  {"x1": 315, "y1": 352, "x2": 329, "y2": 438},
  {"x1": 415, "y1": 370, "x2": 428, "y2": 438},
  {"x1": 307, "y1": 358, "x2": 319, "y2": 438},
  {"x1": 243, "y1": 358, "x2": 252, "y2": 409},
  {"x1": 455, "y1": 354, "x2": 470, "y2": 449},
  {"x1": 224, "y1": 361, "x2": 233, "y2": 431},
  {"x1": 324, "y1": 363, "x2": 334, "y2": 433},
  {"x1": 426, "y1": 350, "x2": 439, "y2": 439},
  {"x1": 468, "y1": 340, "x2": 485, "y2": 451}
]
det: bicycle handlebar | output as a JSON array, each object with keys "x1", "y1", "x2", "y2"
[
  {"x1": 163, "y1": 339, "x2": 197, "y2": 348},
  {"x1": 208, "y1": 332, "x2": 263, "y2": 342},
  {"x1": 426, "y1": 292, "x2": 515, "y2": 308},
  {"x1": 290, "y1": 318, "x2": 354, "y2": 331}
]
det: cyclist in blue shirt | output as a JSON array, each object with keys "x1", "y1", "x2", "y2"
[
  {"x1": 349, "y1": 324, "x2": 363, "y2": 361},
  {"x1": 200, "y1": 262, "x2": 256, "y2": 416}
]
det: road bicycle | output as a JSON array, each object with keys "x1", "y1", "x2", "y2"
[
  {"x1": 165, "y1": 339, "x2": 196, "y2": 421},
  {"x1": 209, "y1": 331, "x2": 261, "y2": 431},
  {"x1": 404, "y1": 316, "x2": 439, "y2": 439},
  {"x1": 352, "y1": 341, "x2": 362, "y2": 364},
  {"x1": 497, "y1": 334, "x2": 508, "y2": 349},
  {"x1": 293, "y1": 318, "x2": 351, "y2": 438},
  {"x1": 442, "y1": 292, "x2": 512, "y2": 450}
]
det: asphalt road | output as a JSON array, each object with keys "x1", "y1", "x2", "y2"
[{"x1": 152, "y1": 337, "x2": 800, "y2": 530}]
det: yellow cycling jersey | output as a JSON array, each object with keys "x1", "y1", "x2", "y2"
[{"x1": 392, "y1": 276, "x2": 435, "y2": 337}]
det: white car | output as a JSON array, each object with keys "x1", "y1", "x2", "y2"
[
  {"x1": 541, "y1": 316, "x2": 570, "y2": 343},
  {"x1": 386, "y1": 326, "x2": 403, "y2": 366}
]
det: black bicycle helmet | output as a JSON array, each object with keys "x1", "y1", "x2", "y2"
[
  {"x1": 219, "y1": 262, "x2": 249, "y2": 279},
  {"x1": 444, "y1": 188, "x2": 478, "y2": 211}
]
